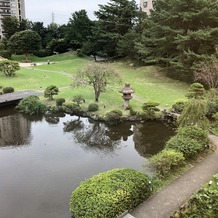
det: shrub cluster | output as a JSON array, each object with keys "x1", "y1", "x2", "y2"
[
  {"x1": 70, "y1": 168, "x2": 153, "y2": 218},
  {"x1": 88, "y1": 103, "x2": 99, "y2": 112},
  {"x1": 165, "y1": 127, "x2": 207, "y2": 159},
  {"x1": 149, "y1": 149, "x2": 185, "y2": 178},
  {"x1": 62, "y1": 103, "x2": 82, "y2": 116},
  {"x1": 171, "y1": 101, "x2": 185, "y2": 113},
  {"x1": 3, "y1": 87, "x2": 14, "y2": 94},
  {"x1": 16, "y1": 95, "x2": 47, "y2": 115},
  {"x1": 141, "y1": 101, "x2": 160, "y2": 120},
  {"x1": 104, "y1": 110, "x2": 123, "y2": 125},
  {"x1": 56, "y1": 98, "x2": 65, "y2": 106}
]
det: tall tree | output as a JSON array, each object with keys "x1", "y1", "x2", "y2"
[
  {"x1": 66, "y1": 10, "x2": 93, "y2": 50},
  {"x1": 91, "y1": 0, "x2": 138, "y2": 57},
  {"x1": 2, "y1": 16, "x2": 19, "y2": 39},
  {"x1": 137, "y1": 0, "x2": 218, "y2": 81},
  {"x1": 8, "y1": 30, "x2": 41, "y2": 61}
]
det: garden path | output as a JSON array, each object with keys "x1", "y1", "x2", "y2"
[{"x1": 124, "y1": 135, "x2": 218, "y2": 218}]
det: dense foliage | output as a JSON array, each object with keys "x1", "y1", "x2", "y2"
[
  {"x1": 0, "y1": 60, "x2": 20, "y2": 76},
  {"x1": 182, "y1": 174, "x2": 218, "y2": 218},
  {"x1": 44, "y1": 85, "x2": 59, "y2": 100},
  {"x1": 137, "y1": 0, "x2": 218, "y2": 81},
  {"x1": 104, "y1": 110, "x2": 123, "y2": 125},
  {"x1": 149, "y1": 149, "x2": 185, "y2": 178},
  {"x1": 88, "y1": 103, "x2": 99, "y2": 112},
  {"x1": 70, "y1": 168, "x2": 153, "y2": 218},
  {"x1": 16, "y1": 95, "x2": 47, "y2": 115},
  {"x1": 2, "y1": 87, "x2": 14, "y2": 94},
  {"x1": 165, "y1": 127, "x2": 206, "y2": 159},
  {"x1": 8, "y1": 30, "x2": 41, "y2": 61}
]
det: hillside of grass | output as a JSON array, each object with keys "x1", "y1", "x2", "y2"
[{"x1": 2, "y1": 52, "x2": 189, "y2": 114}]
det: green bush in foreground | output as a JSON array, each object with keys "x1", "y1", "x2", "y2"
[
  {"x1": 70, "y1": 168, "x2": 152, "y2": 218},
  {"x1": 165, "y1": 135, "x2": 204, "y2": 159},
  {"x1": 149, "y1": 149, "x2": 185, "y2": 178}
]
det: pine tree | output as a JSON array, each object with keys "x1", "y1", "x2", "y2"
[
  {"x1": 91, "y1": 0, "x2": 138, "y2": 57},
  {"x1": 137, "y1": 0, "x2": 218, "y2": 81}
]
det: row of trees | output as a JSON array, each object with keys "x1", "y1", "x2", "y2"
[{"x1": 1, "y1": 0, "x2": 218, "y2": 82}]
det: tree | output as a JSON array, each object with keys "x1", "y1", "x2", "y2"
[
  {"x1": 8, "y1": 30, "x2": 41, "y2": 61},
  {"x1": 178, "y1": 83, "x2": 209, "y2": 130},
  {"x1": 137, "y1": 0, "x2": 218, "y2": 81},
  {"x1": 194, "y1": 60, "x2": 218, "y2": 89},
  {"x1": 90, "y1": 0, "x2": 138, "y2": 57},
  {"x1": 44, "y1": 85, "x2": 59, "y2": 100},
  {"x1": 0, "y1": 60, "x2": 20, "y2": 76},
  {"x1": 1, "y1": 16, "x2": 19, "y2": 39},
  {"x1": 72, "y1": 95, "x2": 85, "y2": 106},
  {"x1": 66, "y1": 10, "x2": 93, "y2": 50},
  {"x1": 73, "y1": 63, "x2": 120, "y2": 102}
]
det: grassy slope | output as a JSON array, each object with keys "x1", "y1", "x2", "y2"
[{"x1": 3, "y1": 52, "x2": 189, "y2": 114}]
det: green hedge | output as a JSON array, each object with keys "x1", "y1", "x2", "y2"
[
  {"x1": 70, "y1": 168, "x2": 152, "y2": 218},
  {"x1": 149, "y1": 149, "x2": 185, "y2": 178},
  {"x1": 104, "y1": 110, "x2": 123, "y2": 126}
]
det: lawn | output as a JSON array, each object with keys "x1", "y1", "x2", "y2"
[{"x1": 2, "y1": 52, "x2": 189, "y2": 113}]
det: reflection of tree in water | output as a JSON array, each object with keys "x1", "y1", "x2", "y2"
[
  {"x1": 63, "y1": 118, "x2": 134, "y2": 154},
  {"x1": 133, "y1": 122, "x2": 174, "y2": 158}
]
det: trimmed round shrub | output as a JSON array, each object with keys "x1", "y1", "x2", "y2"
[
  {"x1": 165, "y1": 135, "x2": 204, "y2": 159},
  {"x1": 62, "y1": 103, "x2": 82, "y2": 115},
  {"x1": 3, "y1": 87, "x2": 14, "y2": 94},
  {"x1": 88, "y1": 103, "x2": 99, "y2": 112},
  {"x1": 56, "y1": 98, "x2": 65, "y2": 106},
  {"x1": 177, "y1": 126, "x2": 209, "y2": 145},
  {"x1": 104, "y1": 110, "x2": 123, "y2": 126},
  {"x1": 149, "y1": 149, "x2": 185, "y2": 178},
  {"x1": 16, "y1": 95, "x2": 47, "y2": 115},
  {"x1": 171, "y1": 101, "x2": 185, "y2": 113},
  {"x1": 70, "y1": 168, "x2": 153, "y2": 218}
]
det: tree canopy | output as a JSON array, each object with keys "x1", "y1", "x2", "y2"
[
  {"x1": 73, "y1": 63, "x2": 121, "y2": 102},
  {"x1": 137, "y1": 0, "x2": 218, "y2": 81},
  {"x1": 8, "y1": 30, "x2": 41, "y2": 61}
]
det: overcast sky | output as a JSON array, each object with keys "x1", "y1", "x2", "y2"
[{"x1": 25, "y1": 0, "x2": 110, "y2": 26}]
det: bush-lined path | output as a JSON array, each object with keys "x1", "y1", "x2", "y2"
[{"x1": 124, "y1": 135, "x2": 218, "y2": 218}]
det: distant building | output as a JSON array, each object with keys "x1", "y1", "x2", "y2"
[
  {"x1": 140, "y1": 0, "x2": 154, "y2": 15},
  {"x1": 0, "y1": 0, "x2": 26, "y2": 38}
]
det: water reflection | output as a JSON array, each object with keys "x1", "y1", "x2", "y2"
[
  {"x1": 63, "y1": 118, "x2": 174, "y2": 157},
  {"x1": 0, "y1": 107, "x2": 31, "y2": 147},
  {"x1": 133, "y1": 122, "x2": 173, "y2": 157}
]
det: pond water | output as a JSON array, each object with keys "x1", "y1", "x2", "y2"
[{"x1": 0, "y1": 106, "x2": 174, "y2": 218}]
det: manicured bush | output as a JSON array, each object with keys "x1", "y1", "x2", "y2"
[
  {"x1": 165, "y1": 135, "x2": 204, "y2": 159},
  {"x1": 104, "y1": 110, "x2": 123, "y2": 125},
  {"x1": 16, "y1": 95, "x2": 47, "y2": 115},
  {"x1": 149, "y1": 149, "x2": 185, "y2": 178},
  {"x1": 3, "y1": 87, "x2": 14, "y2": 94},
  {"x1": 44, "y1": 85, "x2": 59, "y2": 100},
  {"x1": 62, "y1": 103, "x2": 82, "y2": 115},
  {"x1": 141, "y1": 101, "x2": 160, "y2": 120},
  {"x1": 171, "y1": 101, "x2": 185, "y2": 113},
  {"x1": 88, "y1": 103, "x2": 99, "y2": 112},
  {"x1": 56, "y1": 98, "x2": 65, "y2": 106},
  {"x1": 177, "y1": 126, "x2": 209, "y2": 145},
  {"x1": 70, "y1": 168, "x2": 153, "y2": 218}
]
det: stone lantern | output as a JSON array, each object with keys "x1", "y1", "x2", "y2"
[{"x1": 119, "y1": 82, "x2": 134, "y2": 109}]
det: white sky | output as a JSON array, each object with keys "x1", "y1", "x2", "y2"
[{"x1": 25, "y1": 0, "x2": 110, "y2": 26}]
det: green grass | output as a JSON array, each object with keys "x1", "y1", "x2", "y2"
[{"x1": 2, "y1": 52, "x2": 189, "y2": 113}]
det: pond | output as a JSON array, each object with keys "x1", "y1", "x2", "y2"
[{"x1": 0, "y1": 106, "x2": 174, "y2": 218}]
